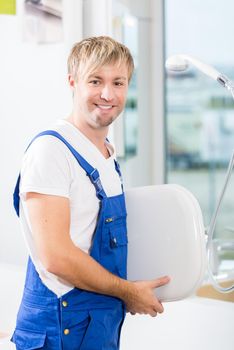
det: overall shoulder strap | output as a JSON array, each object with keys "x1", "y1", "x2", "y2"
[
  {"x1": 105, "y1": 137, "x2": 123, "y2": 191},
  {"x1": 13, "y1": 130, "x2": 106, "y2": 217}
]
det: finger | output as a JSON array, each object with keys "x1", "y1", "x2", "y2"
[
  {"x1": 151, "y1": 276, "x2": 170, "y2": 288},
  {"x1": 156, "y1": 302, "x2": 164, "y2": 314},
  {"x1": 150, "y1": 310, "x2": 157, "y2": 317}
]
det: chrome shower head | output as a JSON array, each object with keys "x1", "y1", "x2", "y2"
[
  {"x1": 165, "y1": 54, "x2": 221, "y2": 80},
  {"x1": 165, "y1": 54, "x2": 234, "y2": 93}
]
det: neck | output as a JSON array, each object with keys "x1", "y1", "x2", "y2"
[{"x1": 66, "y1": 114, "x2": 110, "y2": 158}]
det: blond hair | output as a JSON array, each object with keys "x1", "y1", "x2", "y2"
[{"x1": 67, "y1": 36, "x2": 134, "y2": 82}]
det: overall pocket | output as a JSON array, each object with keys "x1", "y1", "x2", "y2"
[
  {"x1": 11, "y1": 328, "x2": 46, "y2": 350},
  {"x1": 12, "y1": 299, "x2": 61, "y2": 350},
  {"x1": 102, "y1": 222, "x2": 128, "y2": 279},
  {"x1": 80, "y1": 307, "x2": 124, "y2": 350}
]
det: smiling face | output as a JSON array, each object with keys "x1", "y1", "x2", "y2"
[{"x1": 69, "y1": 63, "x2": 129, "y2": 132}]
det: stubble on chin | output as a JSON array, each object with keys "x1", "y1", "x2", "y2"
[{"x1": 95, "y1": 115, "x2": 115, "y2": 128}]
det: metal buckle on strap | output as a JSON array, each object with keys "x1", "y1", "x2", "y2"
[
  {"x1": 89, "y1": 168, "x2": 103, "y2": 193},
  {"x1": 89, "y1": 168, "x2": 99, "y2": 181},
  {"x1": 114, "y1": 160, "x2": 123, "y2": 186}
]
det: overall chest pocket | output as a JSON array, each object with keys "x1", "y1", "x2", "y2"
[{"x1": 102, "y1": 221, "x2": 128, "y2": 279}]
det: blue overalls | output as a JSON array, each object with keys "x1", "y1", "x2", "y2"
[{"x1": 11, "y1": 131, "x2": 128, "y2": 350}]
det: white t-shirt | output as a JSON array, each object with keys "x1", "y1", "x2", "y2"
[{"x1": 19, "y1": 119, "x2": 122, "y2": 297}]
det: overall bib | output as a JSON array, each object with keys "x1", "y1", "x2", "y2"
[{"x1": 11, "y1": 131, "x2": 128, "y2": 350}]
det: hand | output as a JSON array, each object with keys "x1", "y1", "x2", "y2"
[{"x1": 124, "y1": 276, "x2": 170, "y2": 317}]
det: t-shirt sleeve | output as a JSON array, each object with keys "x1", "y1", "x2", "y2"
[{"x1": 20, "y1": 136, "x2": 72, "y2": 199}]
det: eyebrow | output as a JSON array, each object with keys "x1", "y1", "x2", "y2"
[{"x1": 88, "y1": 75, "x2": 127, "y2": 81}]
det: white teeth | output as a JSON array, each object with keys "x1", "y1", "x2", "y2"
[{"x1": 97, "y1": 105, "x2": 112, "y2": 109}]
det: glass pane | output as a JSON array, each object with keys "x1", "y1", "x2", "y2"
[
  {"x1": 112, "y1": 0, "x2": 138, "y2": 158},
  {"x1": 165, "y1": 0, "x2": 234, "y2": 284}
]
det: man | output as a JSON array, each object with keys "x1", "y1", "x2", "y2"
[{"x1": 11, "y1": 36, "x2": 170, "y2": 349}]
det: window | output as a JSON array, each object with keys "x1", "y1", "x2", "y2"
[{"x1": 165, "y1": 0, "x2": 234, "y2": 281}]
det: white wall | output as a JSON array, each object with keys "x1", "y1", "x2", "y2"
[
  {"x1": 0, "y1": 0, "x2": 82, "y2": 265},
  {"x1": 83, "y1": 0, "x2": 112, "y2": 37}
]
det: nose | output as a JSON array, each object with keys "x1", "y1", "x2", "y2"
[{"x1": 100, "y1": 84, "x2": 114, "y2": 101}]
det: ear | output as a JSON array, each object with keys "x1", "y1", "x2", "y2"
[{"x1": 68, "y1": 74, "x2": 75, "y2": 88}]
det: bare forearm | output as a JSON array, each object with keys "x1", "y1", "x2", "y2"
[
  {"x1": 47, "y1": 243, "x2": 132, "y2": 300},
  {"x1": 44, "y1": 244, "x2": 170, "y2": 316}
]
